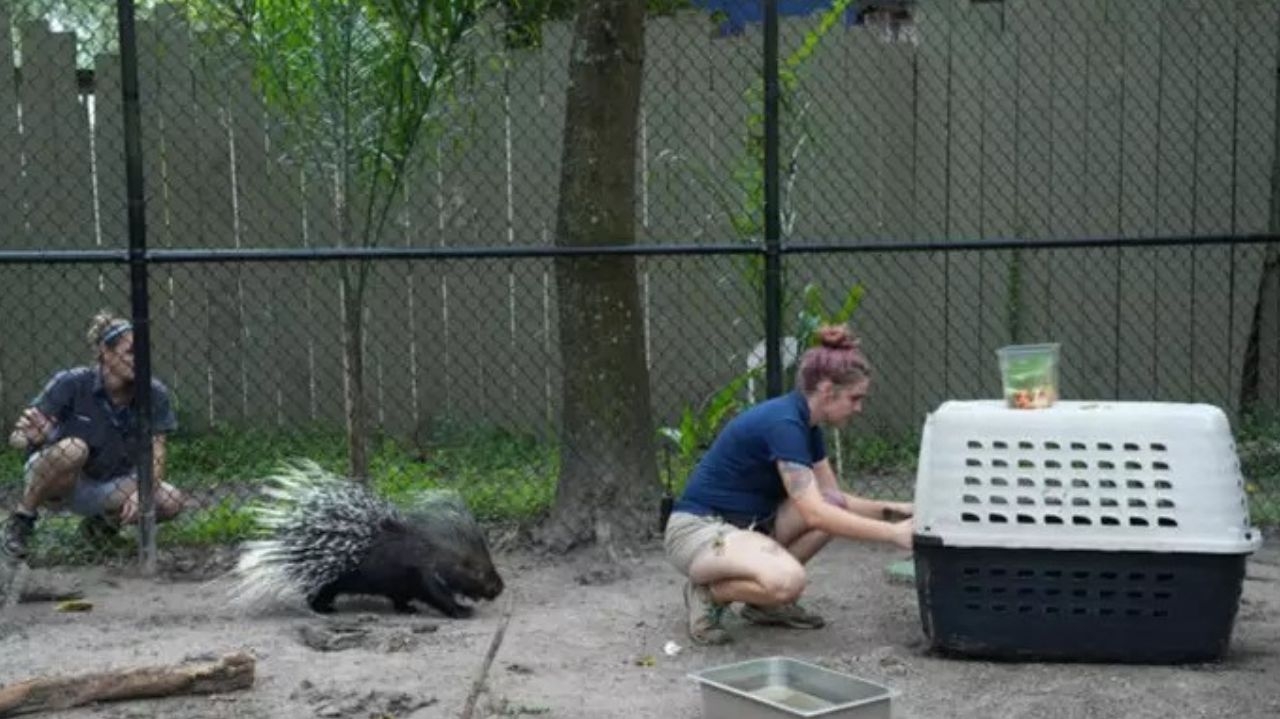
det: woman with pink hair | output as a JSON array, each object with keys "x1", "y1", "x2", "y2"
[{"x1": 664, "y1": 324, "x2": 914, "y2": 645}]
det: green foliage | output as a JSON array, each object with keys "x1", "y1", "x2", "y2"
[
  {"x1": 795, "y1": 281, "x2": 865, "y2": 350},
  {"x1": 658, "y1": 367, "x2": 760, "y2": 466}
]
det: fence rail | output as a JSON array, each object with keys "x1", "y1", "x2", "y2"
[{"x1": 1, "y1": 0, "x2": 1278, "y2": 569}]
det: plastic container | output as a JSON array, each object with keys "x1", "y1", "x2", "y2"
[
  {"x1": 910, "y1": 400, "x2": 1263, "y2": 663},
  {"x1": 996, "y1": 343, "x2": 1060, "y2": 409},
  {"x1": 689, "y1": 657, "x2": 896, "y2": 719}
]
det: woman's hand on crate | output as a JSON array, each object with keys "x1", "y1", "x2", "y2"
[{"x1": 889, "y1": 518, "x2": 914, "y2": 550}]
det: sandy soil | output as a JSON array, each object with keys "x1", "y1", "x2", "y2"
[{"x1": 1, "y1": 536, "x2": 1278, "y2": 719}]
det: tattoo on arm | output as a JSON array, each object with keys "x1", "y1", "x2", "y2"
[{"x1": 780, "y1": 461, "x2": 816, "y2": 494}]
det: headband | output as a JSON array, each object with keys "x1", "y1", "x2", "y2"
[{"x1": 99, "y1": 321, "x2": 132, "y2": 347}]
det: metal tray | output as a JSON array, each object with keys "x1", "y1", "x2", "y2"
[{"x1": 689, "y1": 656, "x2": 897, "y2": 719}]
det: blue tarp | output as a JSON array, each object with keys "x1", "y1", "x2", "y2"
[{"x1": 690, "y1": 0, "x2": 910, "y2": 36}]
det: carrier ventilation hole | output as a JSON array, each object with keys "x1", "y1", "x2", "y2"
[
  {"x1": 962, "y1": 513, "x2": 980, "y2": 522},
  {"x1": 1017, "y1": 496, "x2": 1035, "y2": 505},
  {"x1": 993, "y1": 441, "x2": 1008, "y2": 449},
  {"x1": 994, "y1": 459, "x2": 1009, "y2": 468},
  {"x1": 1045, "y1": 478, "x2": 1063, "y2": 488},
  {"x1": 967, "y1": 440, "x2": 983, "y2": 449},
  {"x1": 1123, "y1": 442, "x2": 1140, "y2": 451},
  {"x1": 1125, "y1": 461, "x2": 1143, "y2": 470},
  {"x1": 990, "y1": 496, "x2": 1008, "y2": 505},
  {"x1": 1153, "y1": 461, "x2": 1170, "y2": 471},
  {"x1": 991, "y1": 477, "x2": 1009, "y2": 487},
  {"x1": 1151, "y1": 443, "x2": 1167, "y2": 451},
  {"x1": 1129, "y1": 517, "x2": 1149, "y2": 527},
  {"x1": 1017, "y1": 514, "x2": 1036, "y2": 524},
  {"x1": 1072, "y1": 516, "x2": 1092, "y2": 526},
  {"x1": 1071, "y1": 460, "x2": 1089, "y2": 470},
  {"x1": 1070, "y1": 442, "x2": 1087, "y2": 451},
  {"x1": 1100, "y1": 498, "x2": 1118, "y2": 507},
  {"x1": 966, "y1": 458, "x2": 982, "y2": 467},
  {"x1": 1100, "y1": 480, "x2": 1117, "y2": 489},
  {"x1": 1157, "y1": 499, "x2": 1175, "y2": 509},
  {"x1": 1043, "y1": 460, "x2": 1060, "y2": 469},
  {"x1": 1097, "y1": 442, "x2": 1113, "y2": 451},
  {"x1": 965, "y1": 476, "x2": 981, "y2": 486},
  {"x1": 1158, "y1": 517, "x2": 1178, "y2": 527},
  {"x1": 1045, "y1": 515, "x2": 1064, "y2": 525},
  {"x1": 1127, "y1": 480, "x2": 1145, "y2": 489},
  {"x1": 1044, "y1": 441, "x2": 1061, "y2": 450},
  {"x1": 1098, "y1": 460, "x2": 1115, "y2": 470},
  {"x1": 1018, "y1": 477, "x2": 1034, "y2": 487},
  {"x1": 1019, "y1": 441, "x2": 1035, "y2": 450},
  {"x1": 1072, "y1": 479, "x2": 1090, "y2": 488},
  {"x1": 989, "y1": 513, "x2": 1008, "y2": 523},
  {"x1": 1155, "y1": 480, "x2": 1173, "y2": 490}
]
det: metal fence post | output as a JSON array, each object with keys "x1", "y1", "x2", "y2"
[
  {"x1": 116, "y1": 0, "x2": 156, "y2": 575},
  {"x1": 763, "y1": 0, "x2": 783, "y2": 398}
]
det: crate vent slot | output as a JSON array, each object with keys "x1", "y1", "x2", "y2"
[
  {"x1": 1018, "y1": 441, "x2": 1035, "y2": 450},
  {"x1": 1016, "y1": 514, "x2": 1036, "y2": 524},
  {"x1": 1158, "y1": 517, "x2": 1178, "y2": 527},
  {"x1": 1070, "y1": 442, "x2": 1087, "y2": 450},
  {"x1": 1045, "y1": 478, "x2": 1063, "y2": 488},
  {"x1": 1126, "y1": 479, "x2": 1145, "y2": 489},
  {"x1": 1153, "y1": 461, "x2": 1170, "y2": 471},
  {"x1": 993, "y1": 458, "x2": 1009, "y2": 468},
  {"x1": 967, "y1": 440, "x2": 983, "y2": 449},
  {"x1": 1150, "y1": 443, "x2": 1167, "y2": 451},
  {"x1": 991, "y1": 477, "x2": 1009, "y2": 487},
  {"x1": 1044, "y1": 515, "x2": 1064, "y2": 525},
  {"x1": 993, "y1": 440, "x2": 1008, "y2": 449},
  {"x1": 1018, "y1": 477, "x2": 1034, "y2": 487},
  {"x1": 1072, "y1": 479, "x2": 1090, "y2": 488},
  {"x1": 1129, "y1": 517, "x2": 1149, "y2": 527},
  {"x1": 1043, "y1": 460, "x2": 1061, "y2": 469},
  {"x1": 1072, "y1": 516, "x2": 1092, "y2": 525},
  {"x1": 988, "y1": 513, "x2": 1008, "y2": 523},
  {"x1": 965, "y1": 476, "x2": 982, "y2": 486},
  {"x1": 1044, "y1": 441, "x2": 1061, "y2": 450},
  {"x1": 1100, "y1": 498, "x2": 1118, "y2": 507},
  {"x1": 1100, "y1": 479, "x2": 1117, "y2": 489},
  {"x1": 1125, "y1": 461, "x2": 1143, "y2": 470},
  {"x1": 1098, "y1": 460, "x2": 1115, "y2": 470},
  {"x1": 1156, "y1": 498, "x2": 1175, "y2": 508},
  {"x1": 1101, "y1": 516, "x2": 1120, "y2": 526},
  {"x1": 966, "y1": 458, "x2": 982, "y2": 467},
  {"x1": 1072, "y1": 497, "x2": 1091, "y2": 507},
  {"x1": 961, "y1": 513, "x2": 980, "y2": 523},
  {"x1": 1128, "y1": 498, "x2": 1147, "y2": 508},
  {"x1": 990, "y1": 496, "x2": 1008, "y2": 505},
  {"x1": 1017, "y1": 496, "x2": 1035, "y2": 505},
  {"x1": 963, "y1": 494, "x2": 980, "y2": 504},
  {"x1": 1123, "y1": 442, "x2": 1140, "y2": 451},
  {"x1": 1097, "y1": 442, "x2": 1114, "y2": 451}
]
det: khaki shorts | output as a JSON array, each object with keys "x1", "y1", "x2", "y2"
[{"x1": 664, "y1": 511, "x2": 746, "y2": 577}]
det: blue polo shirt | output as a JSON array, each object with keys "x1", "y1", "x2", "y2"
[
  {"x1": 28, "y1": 366, "x2": 178, "y2": 482},
  {"x1": 674, "y1": 389, "x2": 827, "y2": 521}
]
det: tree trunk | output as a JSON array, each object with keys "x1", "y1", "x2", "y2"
[
  {"x1": 1239, "y1": 71, "x2": 1280, "y2": 416},
  {"x1": 543, "y1": 0, "x2": 657, "y2": 552},
  {"x1": 341, "y1": 266, "x2": 370, "y2": 482}
]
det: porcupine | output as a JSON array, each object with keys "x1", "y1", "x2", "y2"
[{"x1": 227, "y1": 459, "x2": 504, "y2": 617}]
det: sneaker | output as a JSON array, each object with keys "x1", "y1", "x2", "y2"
[
  {"x1": 740, "y1": 600, "x2": 826, "y2": 629},
  {"x1": 2, "y1": 512, "x2": 36, "y2": 560},
  {"x1": 79, "y1": 515, "x2": 122, "y2": 545},
  {"x1": 684, "y1": 580, "x2": 732, "y2": 646}
]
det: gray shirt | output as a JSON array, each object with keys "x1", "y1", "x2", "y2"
[{"x1": 29, "y1": 366, "x2": 178, "y2": 482}]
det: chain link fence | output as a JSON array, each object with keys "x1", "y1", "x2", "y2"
[{"x1": 1, "y1": 0, "x2": 1278, "y2": 569}]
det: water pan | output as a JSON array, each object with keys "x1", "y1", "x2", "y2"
[{"x1": 689, "y1": 656, "x2": 896, "y2": 719}]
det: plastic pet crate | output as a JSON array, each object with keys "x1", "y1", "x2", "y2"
[{"x1": 911, "y1": 400, "x2": 1263, "y2": 663}]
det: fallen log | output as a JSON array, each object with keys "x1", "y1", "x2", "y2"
[{"x1": 0, "y1": 651, "x2": 255, "y2": 716}]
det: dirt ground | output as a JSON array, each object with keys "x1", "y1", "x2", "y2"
[{"x1": 1, "y1": 535, "x2": 1279, "y2": 719}]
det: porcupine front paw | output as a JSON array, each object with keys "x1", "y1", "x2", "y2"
[{"x1": 392, "y1": 597, "x2": 419, "y2": 614}]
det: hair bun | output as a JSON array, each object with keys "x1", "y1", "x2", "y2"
[{"x1": 816, "y1": 324, "x2": 859, "y2": 351}]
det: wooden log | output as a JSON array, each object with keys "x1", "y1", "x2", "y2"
[{"x1": 0, "y1": 651, "x2": 255, "y2": 716}]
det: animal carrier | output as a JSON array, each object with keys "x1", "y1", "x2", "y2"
[{"x1": 910, "y1": 400, "x2": 1263, "y2": 662}]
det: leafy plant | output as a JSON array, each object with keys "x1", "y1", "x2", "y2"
[
  {"x1": 183, "y1": 0, "x2": 490, "y2": 480},
  {"x1": 658, "y1": 367, "x2": 760, "y2": 466},
  {"x1": 795, "y1": 281, "x2": 866, "y2": 350}
]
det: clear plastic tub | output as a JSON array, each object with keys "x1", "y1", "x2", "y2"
[{"x1": 996, "y1": 343, "x2": 1059, "y2": 409}]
